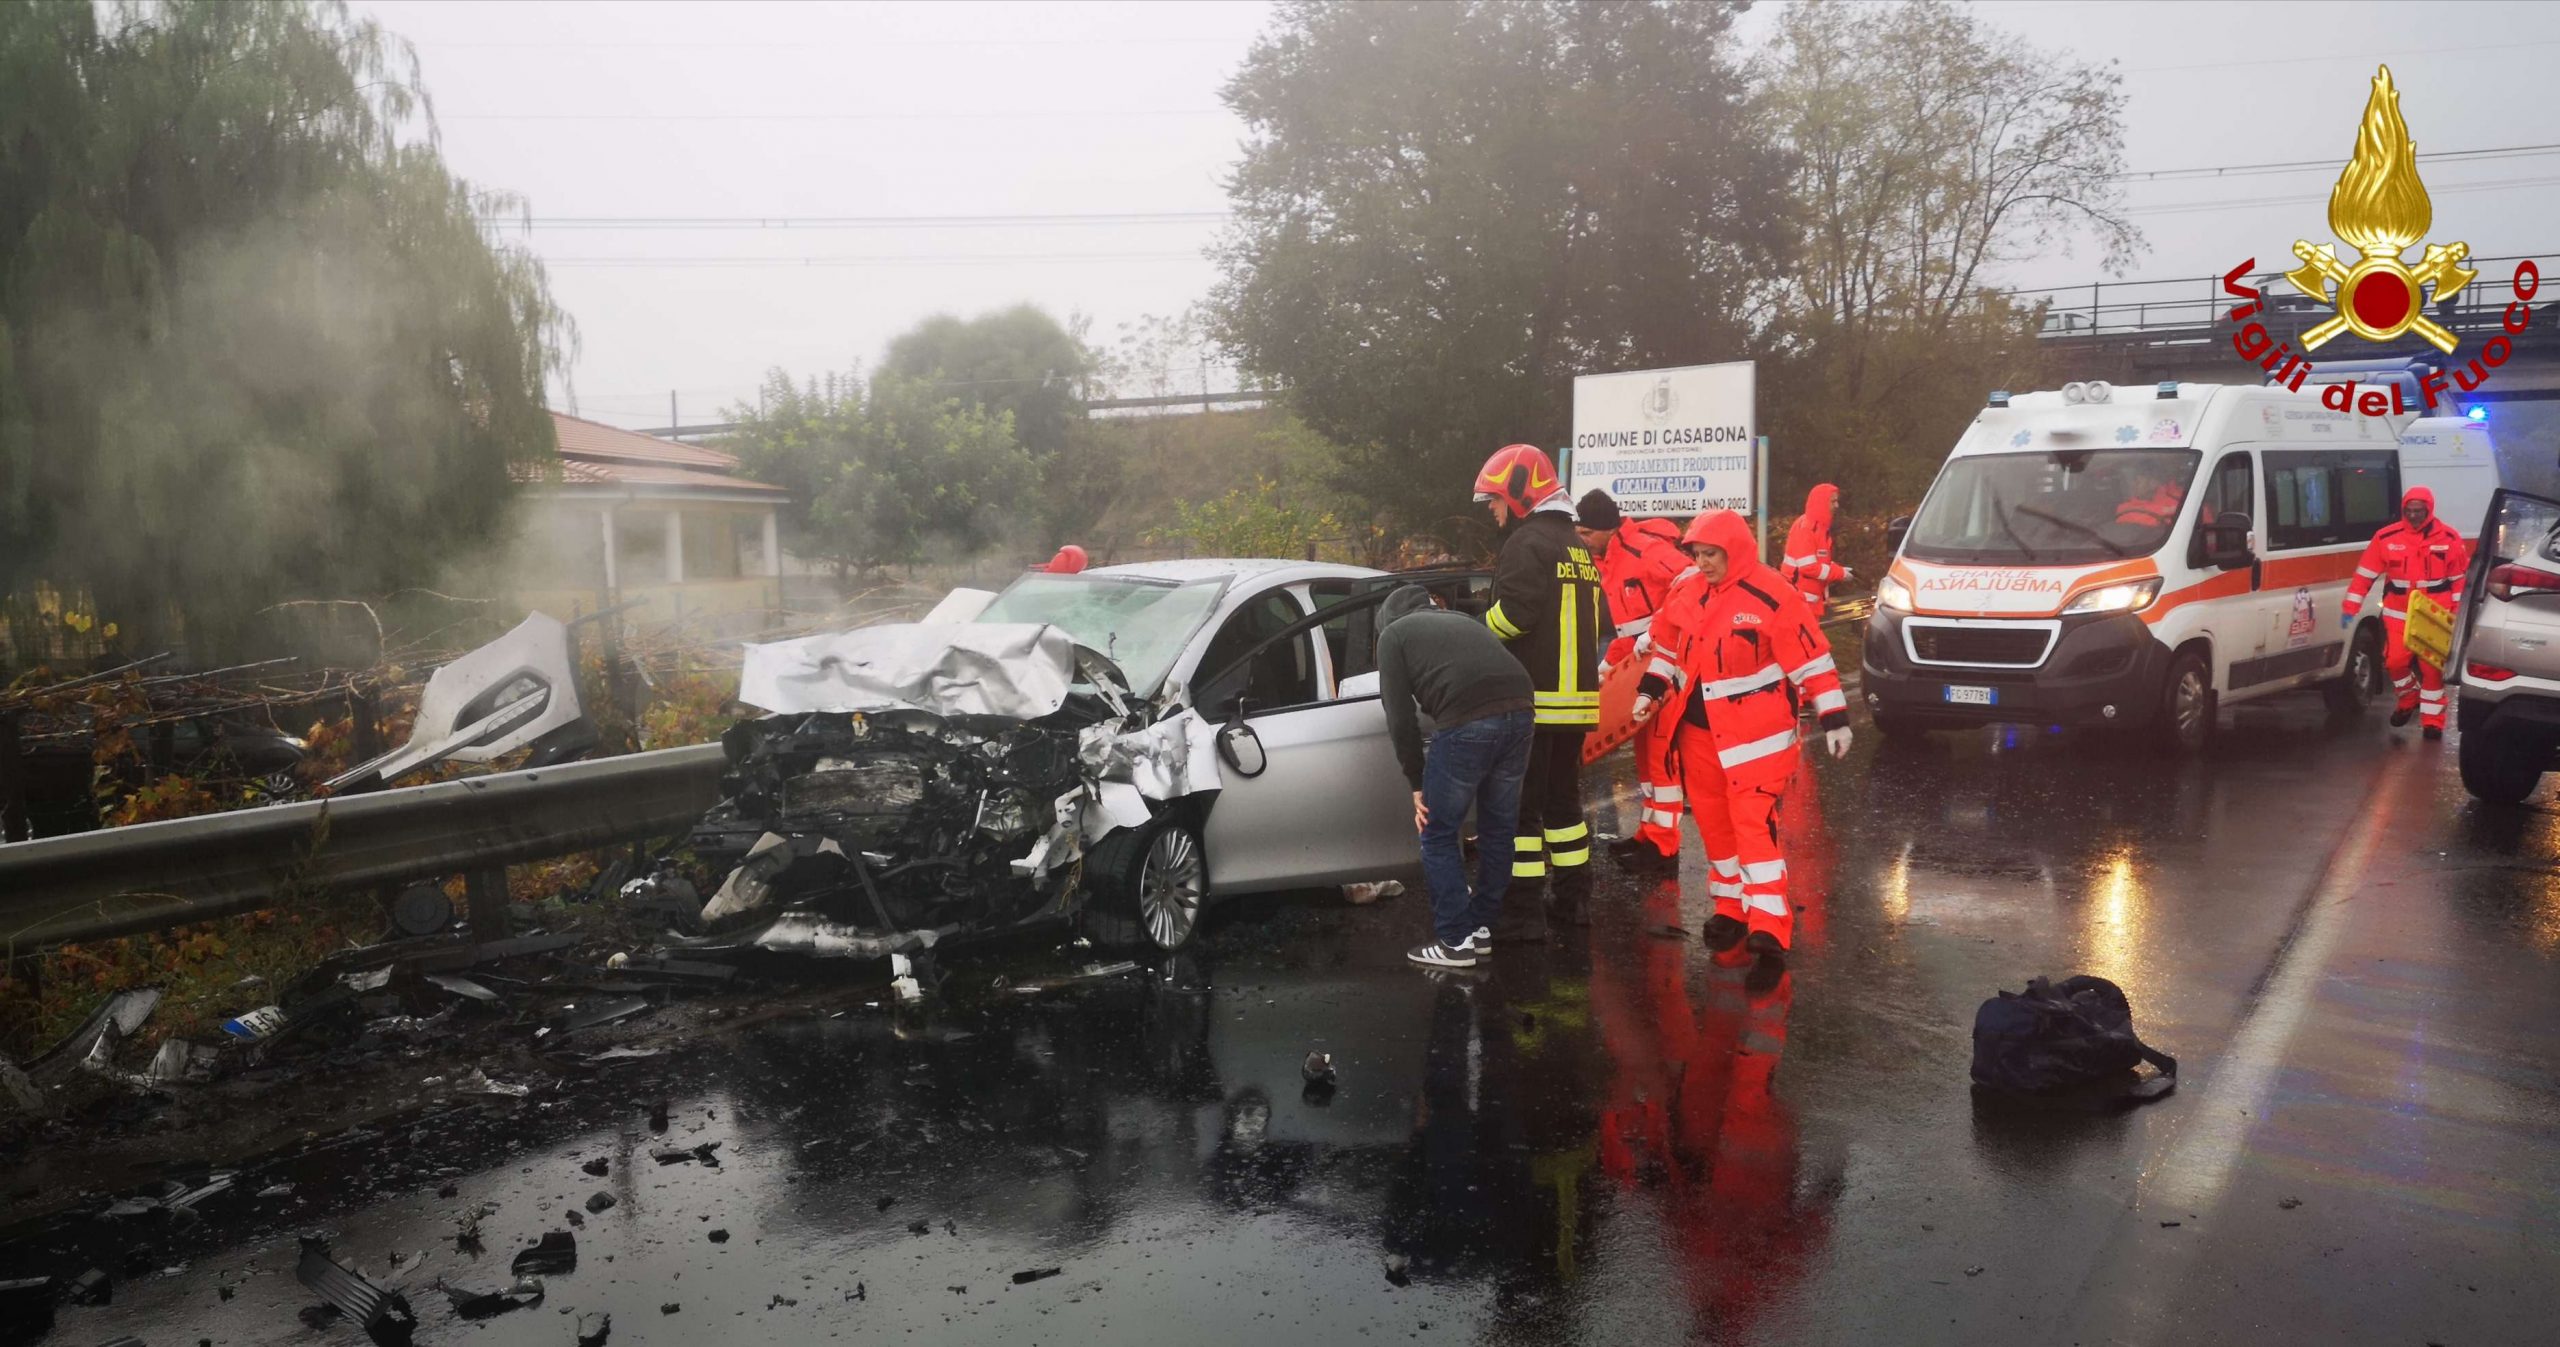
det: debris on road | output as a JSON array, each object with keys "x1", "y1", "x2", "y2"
[
  {"x1": 295, "y1": 1238, "x2": 415, "y2": 1336},
  {"x1": 1001, "y1": 961, "x2": 1141, "y2": 997},
  {"x1": 1011, "y1": 1267, "x2": 1062, "y2": 1284},
  {"x1": 577, "y1": 1311, "x2": 612, "y2": 1346},
  {"x1": 582, "y1": 1157, "x2": 610, "y2": 1176},
  {"x1": 1302, "y1": 1051, "x2": 1335, "y2": 1084},
  {"x1": 510, "y1": 1231, "x2": 578, "y2": 1276},
  {"x1": 1384, "y1": 1253, "x2": 1410, "y2": 1287},
  {"x1": 442, "y1": 1276, "x2": 545, "y2": 1319},
  {"x1": 585, "y1": 1191, "x2": 617, "y2": 1213}
]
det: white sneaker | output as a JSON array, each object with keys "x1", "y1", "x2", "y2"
[
  {"x1": 1407, "y1": 941, "x2": 1478, "y2": 969},
  {"x1": 1461, "y1": 927, "x2": 1495, "y2": 956}
]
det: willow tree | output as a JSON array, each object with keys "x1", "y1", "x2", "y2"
[{"x1": 0, "y1": 0, "x2": 567, "y2": 659}]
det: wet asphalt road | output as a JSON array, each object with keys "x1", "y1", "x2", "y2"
[{"x1": 30, "y1": 695, "x2": 2560, "y2": 1346}]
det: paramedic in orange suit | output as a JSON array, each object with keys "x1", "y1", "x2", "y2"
[
  {"x1": 1780, "y1": 484, "x2": 1851, "y2": 613},
  {"x1": 1633, "y1": 510, "x2": 1850, "y2": 960},
  {"x1": 1575, "y1": 489, "x2": 1689, "y2": 877},
  {"x1": 2342, "y1": 484, "x2": 2469, "y2": 739}
]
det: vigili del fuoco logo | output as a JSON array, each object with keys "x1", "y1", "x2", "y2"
[{"x1": 2220, "y1": 65, "x2": 2537, "y2": 416}]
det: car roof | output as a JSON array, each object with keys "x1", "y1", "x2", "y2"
[{"x1": 1083, "y1": 558, "x2": 1385, "y2": 585}]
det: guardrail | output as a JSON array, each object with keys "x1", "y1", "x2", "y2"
[
  {"x1": 0, "y1": 743, "x2": 728, "y2": 951},
  {"x1": 2010, "y1": 253, "x2": 2544, "y2": 342}
]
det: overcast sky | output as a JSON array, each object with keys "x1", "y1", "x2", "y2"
[{"x1": 355, "y1": 0, "x2": 2560, "y2": 431}]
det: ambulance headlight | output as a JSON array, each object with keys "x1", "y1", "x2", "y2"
[
  {"x1": 1877, "y1": 575, "x2": 1914, "y2": 613},
  {"x1": 2062, "y1": 578, "x2": 2163, "y2": 615}
]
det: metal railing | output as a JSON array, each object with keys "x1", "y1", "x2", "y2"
[
  {"x1": 0, "y1": 742, "x2": 726, "y2": 951},
  {"x1": 2009, "y1": 253, "x2": 2545, "y2": 342}
]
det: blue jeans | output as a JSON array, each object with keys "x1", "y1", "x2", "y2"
[{"x1": 1418, "y1": 709, "x2": 1534, "y2": 947}]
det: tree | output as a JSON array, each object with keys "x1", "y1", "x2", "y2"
[
  {"x1": 875, "y1": 304, "x2": 1114, "y2": 545},
  {"x1": 1209, "y1": 0, "x2": 1791, "y2": 549},
  {"x1": 877, "y1": 305, "x2": 1096, "y2": 461},
  {"x1": 0, "y1": 1, "x2": 567, "y2": 659},
  {"x1": 1757, "y1": 0, "x2": 2139, "y2": 503},
  {"x1": 723, "y1": 370, "x2": 1036, "y2": 575}
]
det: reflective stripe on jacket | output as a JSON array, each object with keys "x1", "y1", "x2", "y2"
[{"x1": 1487, "y1": 504, "x2": 1613, "y2": 727}]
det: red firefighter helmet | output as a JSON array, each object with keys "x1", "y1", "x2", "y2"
[
  {"x1": 1041, "y1": 544, "x2": 1088, "y2": 574},
  {"x1": 1472, "y1": 444, "x2": 1562, "y2": 517}
]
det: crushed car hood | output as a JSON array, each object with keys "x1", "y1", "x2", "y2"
[{"x1": 739, "y1": 623, "x2": 1124, "y2": 719}]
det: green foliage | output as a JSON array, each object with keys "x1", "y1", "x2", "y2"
[
  {"x1": 724, "y1": 369, "x2": 1037, "y2": 573},
  {"x1": 1209, "y1": 0, "x2": 1791, "y2": 549},
  {"x1": 877, "y1": 305, "x2": 1118, "y2": 545},
  {"x1": 1147, "y1": 478, "x2": 1344, "y2": 561},
  {"x1": 878, "y1": 305, "x2": 1095, "y2": 459},
  {"x1": 0, "y1": 1, "x2": 568, "y2": 658}
]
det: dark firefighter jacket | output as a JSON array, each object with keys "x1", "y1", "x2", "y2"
[{"x1": 1486, "y1": 506, "x2": 1613, "y2": 728}]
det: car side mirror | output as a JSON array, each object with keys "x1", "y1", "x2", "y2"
[
  {"x1": 2203, "y1": 512, "x2": 2254, "y2": 569},
  {"x1": 1886, "y1": 514, "x2": 1914, "y2": 555},
  {"x1": 1216, "y1": 718, "x2": 1267, "y2": 778}
]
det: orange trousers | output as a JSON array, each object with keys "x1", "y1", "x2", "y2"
[
  {"x1": 2382, "y1": 613, "x2": 2447, "y2": 730},
  {"x1": 1673, "y1": 719, "x2": 1796, "y2": 948},
  {"x1": 1630, "y1": 705, "x2": 1683, "y2": 856}
]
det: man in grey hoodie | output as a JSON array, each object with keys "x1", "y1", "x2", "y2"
[{"x1": 1375, "y1": 585, "x2": 1537, "y2": 969}]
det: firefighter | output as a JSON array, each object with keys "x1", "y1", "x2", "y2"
[
  {"x1": 1474, "y1": 444, "x2": 1612, "y2": 937},
  {"x1": 1632, "y1": 509, "x2": 1850, "y2": 960},
  {"x1": 1779, "y1": 484, "x2": 1851, "y2": 614},
  {"x1": 2342, "y1": 485, "x2": 2470, "y2": 740},
  {"x1": 1575, "y1": 489, "x2": 1690, "y2": 875}
]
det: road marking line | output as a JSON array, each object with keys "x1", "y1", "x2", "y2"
[{"x1": 2140, "y1": 756, "x2": 2403, "y2": 1216}]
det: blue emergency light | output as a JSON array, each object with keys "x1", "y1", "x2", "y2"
[
  {"x1": 2156, "y1": 381, "x2": 2179, "y2": 400},
  {"x1": 2467, "y1": 405, "x2": 2489, "y2": 422},
  {"x1": 1988, "y1": 390, "x2": 2011, "y2": 408}
]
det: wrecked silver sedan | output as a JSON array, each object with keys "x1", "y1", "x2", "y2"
[{"x1": 688, "y1": 560, "x2": 1485, "y2": 957}]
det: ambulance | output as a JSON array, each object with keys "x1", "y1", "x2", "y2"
[{"x1": 1861, "y1": 375, "x2": 2502, "y2": 753}]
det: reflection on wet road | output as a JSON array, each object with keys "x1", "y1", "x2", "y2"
[{"x1": 45, "y1": 699, "x2": 2560, "y2": 1344}]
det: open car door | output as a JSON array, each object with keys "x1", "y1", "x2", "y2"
[{"x1": 1191, "y1": 571, "x2": 1492, "y2": 895}]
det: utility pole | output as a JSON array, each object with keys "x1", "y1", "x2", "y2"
[{"x1": 669, "y1": 390, "x2": 678, "y2": 440}]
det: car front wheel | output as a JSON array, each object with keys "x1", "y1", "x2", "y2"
[
  {"x1": 1085, "y1": 818, "x2": 1208, "y2": 951},
  {"x1": 2458, "y1": 722, "x2": 2545, "y2": 804}
]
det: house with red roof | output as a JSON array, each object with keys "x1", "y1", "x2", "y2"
[{"x1": 512, "y1": 413, "x2": 790, "y2": 626}]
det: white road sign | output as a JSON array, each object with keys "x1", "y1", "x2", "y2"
[{"x1": 1567, "y1": 361, "x2": 1756, "y2": 518}]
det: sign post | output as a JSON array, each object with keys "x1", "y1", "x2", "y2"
[
  {"x1": 1567, "y1": 361, "x2": 1756, "y2": 523},
  {"x1": 1755, "y1": 435, "x2": 1770, "y2": 564}
]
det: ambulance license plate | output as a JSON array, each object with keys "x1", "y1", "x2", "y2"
[{"x1": 1942, "y1": 684, "x2": 1997, "y2": 706}]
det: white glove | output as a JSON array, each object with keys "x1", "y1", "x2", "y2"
[
  {"x1": 1839, "y1": 567, "x2": 1856, "y2": 583},
  {"x1": 1598, "y1": 659, "x2": 1616, "y2": 683},
  {"x1": 1824, "y1": 726, "x2": 1853, "y2": 760},
  {"x1": 1631, "y1": 693, "x2": 1657, "y2": 724}
]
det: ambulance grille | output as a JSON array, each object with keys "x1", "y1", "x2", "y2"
[{"x1": 1905, "y1": 623, "x2": 2054, "y2": 668}]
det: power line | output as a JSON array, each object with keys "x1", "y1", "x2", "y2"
[
  {"x1": 2114, "y1": 142, "x2": 2560, "y2": 183},
  {"x1": 479, "y1": 210, "x2": 1229, "y2": 230},
  {"x1": 442, "y1": 108, "x2": 1224, "y2": 122},
  {"x1": 2121, "y1": 172, "x2": 2560, "y2": 217},
  {"x1": 2122, "y1": 37, "x2": 2560, "y2": 75},
  {"x1": 541, "y1": 251, "x2": 1207, "y2": 268}
]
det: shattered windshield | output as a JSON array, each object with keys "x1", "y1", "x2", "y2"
[
  {"x1": 976, "y1": 573, "x2": 1227, "y2": 696},
  {"x1": 1905, "y1": 449, "x2": 2202, "y2": 565}
]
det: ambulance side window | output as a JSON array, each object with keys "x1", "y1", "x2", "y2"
[
  {"x1": 2264, "y1": 450, "x2": 2348, "y2": 550},
  {"x1": 2336, "y1": 452, "x2": 2400, "y2": 534},
  {"x1": 2189, "y1": 452, "x2": 2255, "y2": 567}
]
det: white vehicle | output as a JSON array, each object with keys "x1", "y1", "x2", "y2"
[{"x1": 1862, "y1": 376, "x2": 2503, "y2": 753}]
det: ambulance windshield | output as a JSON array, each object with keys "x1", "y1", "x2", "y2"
[{"x1": 1905, "y1": 449, "x2": 2203, "y2": 566}]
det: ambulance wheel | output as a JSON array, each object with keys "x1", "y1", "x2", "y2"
[
  {"x1": 2157, "y1": 649, "x2": 2215, "y2": 756},
  {"x1": 2324, "y1": 623, "x2": 2382, "y2": 718},
  {"x1": 2458, "y1": 728, "x2": 2544, "y2": 805}
]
